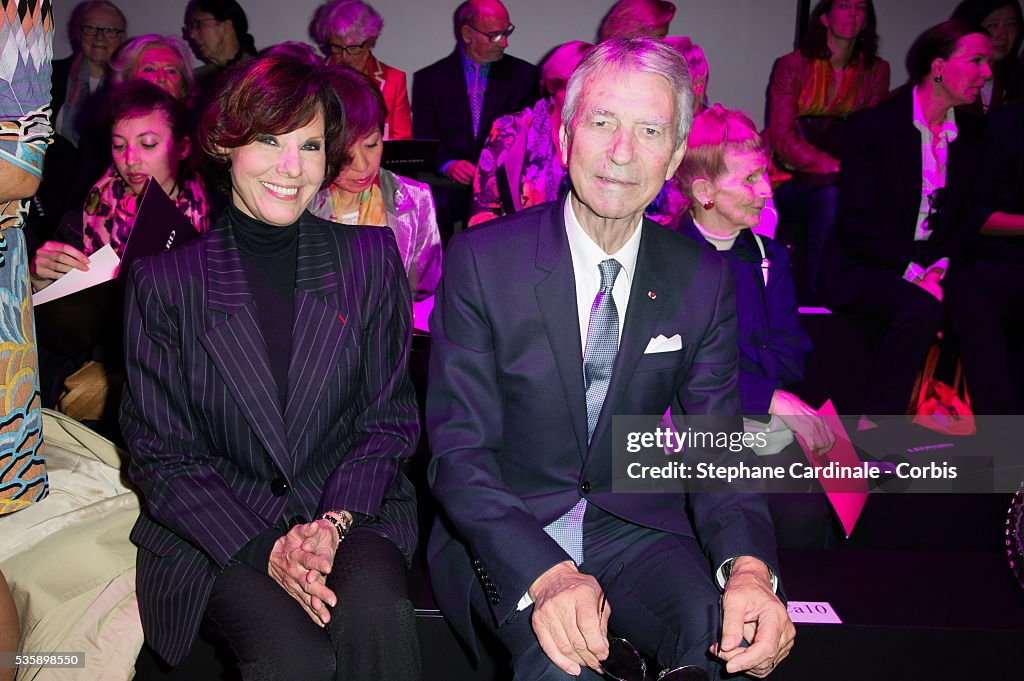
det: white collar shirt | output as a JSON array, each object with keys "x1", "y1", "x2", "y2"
[
  {"x1": 564, "y1": 197, "x2": 642, "y2": 355},
  {"x1": 912, "y1": 85, "x2": 958, "y2": 242}
]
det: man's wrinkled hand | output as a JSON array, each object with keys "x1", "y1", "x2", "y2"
[
  {"x1": 711, "y1": 557, "x2": 795, "y2": 678},
  {"x1": 528, "y1": 561, "x2": 610, "y2": 676}
]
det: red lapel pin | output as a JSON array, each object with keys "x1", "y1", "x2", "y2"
[
  {"x1": 338, "y1": 313, "x2": 347, "y2": 323},
  {"x1": 648, "y1": 291, "x2": 657, "y2": 300}
]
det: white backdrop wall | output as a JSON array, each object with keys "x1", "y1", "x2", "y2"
[{"x1": 53, "y1": 0, "x2": 961, "y2": 127}]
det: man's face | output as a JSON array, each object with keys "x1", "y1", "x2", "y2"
[
  {"x1": 461, "y1": 3, "x2": 512, "y2": 64},
  {"x1": 560, "y1": 67, "x2": 686, "y2": 230},
  {"x1": 79, "y1": 6, "x2": 126, "y2": 68},
  {"x1": 188, "y1": 10, "x2": 231, "y2": 64}
]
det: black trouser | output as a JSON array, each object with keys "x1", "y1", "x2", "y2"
[{"x1": 203, "y1": 529, "x2": 420, "y2": 681}]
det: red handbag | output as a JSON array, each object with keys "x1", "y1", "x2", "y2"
[{"x1": 910, "y1": 344, "x2": 976, "y2": 436}]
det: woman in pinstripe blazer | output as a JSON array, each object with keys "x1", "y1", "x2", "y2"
[{"x1": 120, "y1": 53, "x2": 421, "y2": 680}]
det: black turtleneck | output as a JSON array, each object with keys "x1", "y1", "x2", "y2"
[
  {"x1": 228, "y1": 202, "x2": 298, "y2": 409},
  {"x1": 227, "y1": 202, "x2": 300, "y2": 573}
]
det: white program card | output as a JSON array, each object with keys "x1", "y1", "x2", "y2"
[{"x1": 786, "y1": 601, "x2": 842, "y2": 624}]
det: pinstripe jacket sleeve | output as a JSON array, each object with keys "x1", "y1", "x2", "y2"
[
  {"x1": 315, "y1": 228, "x2": 418, "y2": 518},
  {"x1": 122, "y1": 255, "x2": 273, "y2": 568}
]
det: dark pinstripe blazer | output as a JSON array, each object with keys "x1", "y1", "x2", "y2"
[{"x1": 120, "y1": 212, "x2": 419, "y2": 666}]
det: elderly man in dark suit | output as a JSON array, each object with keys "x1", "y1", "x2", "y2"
[
  {"x1": 412, "y1": 0, "x2": 538, "y2": 185},
  {"x1": 426, "y1": 38, "x2": 794, "y2": 681}
]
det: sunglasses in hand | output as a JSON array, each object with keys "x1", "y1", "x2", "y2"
[{"x1": 597, "y1": 565, "x2": 711, "y2": 681}]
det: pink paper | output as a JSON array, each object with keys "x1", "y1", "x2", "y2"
[{"x1": 795, "y1": 400, "x2": 869, "y2": 538}]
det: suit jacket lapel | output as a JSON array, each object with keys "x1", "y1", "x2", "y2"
[
  {"x1": 198, "y1": 223, "x2": 291, "y2": 474},
  {"x1": 588, "y1": 220, "x2": 667, "y2": 452},
  {"x1": 284, "y1": 219, "x2": 350, "y2": 458},
  {"x1": 445, "y1": 50, "x2": 474, "y2": 146},
  {"x1": 534, "y1": 202, "x2": 589, "y2": 459},
  {"x1": 893, "y1": 91, "x2": 923, "y2": 232}
]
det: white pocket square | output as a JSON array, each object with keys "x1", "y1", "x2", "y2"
[{"x1": 644, "y1": 334, "x2": 682, "y2": 354}]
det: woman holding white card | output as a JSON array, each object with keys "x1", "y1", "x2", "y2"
[{"x1": 30, "y1": 80, "x2": 210, "y2": 291}]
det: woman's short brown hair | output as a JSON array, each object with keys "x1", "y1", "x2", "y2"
[
  {"x1": 199, "y1": 52, "x2": 346, "y2": 191},
  {"x1": 675, "y1": 104, "x2": 768, "y2": 203}
]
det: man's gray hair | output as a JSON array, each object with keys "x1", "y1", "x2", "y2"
[{"x1": 561, "y1": 37, "x2": 694, "y2": 149}]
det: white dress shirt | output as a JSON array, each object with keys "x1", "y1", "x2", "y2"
[
  {"x1": 907, "y1": 86, "x2": 955, "y2": 281},
  {"x1": 564, "y1": 197, "x2": 642, "y2": 352}
]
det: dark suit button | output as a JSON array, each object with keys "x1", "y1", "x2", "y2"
[
  {"x1": 288, "y1": 515, "x2": 307, "y2": 528},
  {"x1": 581, "y1": 481, "x2": 592, "y2": 494},
  {"x1": 271, "y1": 478, "x2": 289, "y2": 496},
  {"x1": 760, "y1": 343, "x2": 769, "y2": 349}
]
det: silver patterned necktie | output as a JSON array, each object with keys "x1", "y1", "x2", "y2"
[
  {"x1": 469, "y1": 63, "x2": 484, "y2": 137},
  {"x1": 543, "y1": 258, "x2": 622, "y2": 565}
]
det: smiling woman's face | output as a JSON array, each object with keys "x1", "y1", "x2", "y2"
[{"x1": 227, "y1": 112, "x2": 327, "y2": 226}]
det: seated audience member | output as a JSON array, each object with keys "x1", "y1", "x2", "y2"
[
  {"x1": 675, "y1": 105, "x2": 835, "y2": 546},
  {"x1": 412, "y1": 0, "x2": 538, "y2": 185},
  {"x1": 469, "y1": 40, "x2": 590, "y2": 225},
  {"x1": 819, "y1": 20, "x2": 992, "y2": 422},
  {"x1": 597, "y1": 0, "x2": 676, "y2": 42},
  {"x1": 27, "y1": 1, "x2": 125, "y2": 244},
  {"x1": 944, "y1": 99, "x2": 1024, "y2": 414},
  {"x1": 109, "y1": 35, "x2": 197, "y2": 104},
  {"x1": 30, "y1": 81, "x2": 210, "y2": 290},
  {"x1": 60, "y1": 34, "x2": 196, "y2": 245},
  {"x1": 53, "y1": 1, "x2": 126, "y2": 149},
  {"x1": 767, "y1": 0, "x2": 889, "y2": 295},
  {"x1": 310, "y1": 67, "x2": 442, "y2": 300},
  {"x1": 951, "y1": 0, "x2": 1023, "y2": 111},
  {"x1": 121, "y1": 51, "x2": 420, "y2": 678},
  {"x1": 310, "y1": 0, "x2": 412, "y2": 140},
  {"x1": 427, "y1": 37, "x2": 793, "y2": 680},
  {"x1": 185, "y1": 0, "x2": 258, "y2": 106}
]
